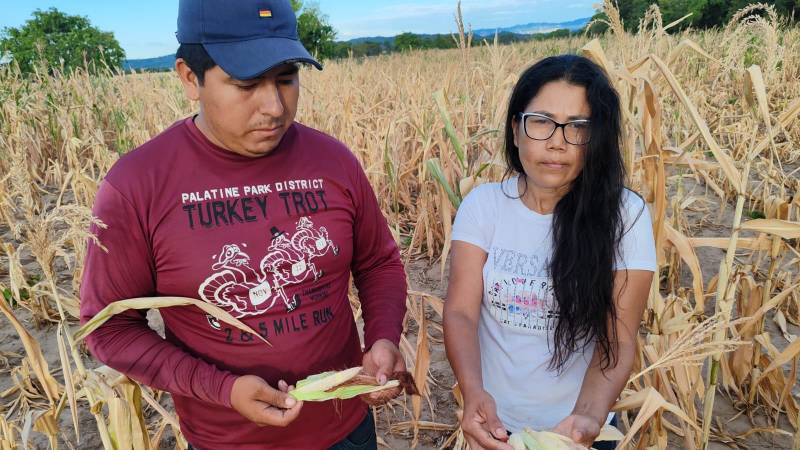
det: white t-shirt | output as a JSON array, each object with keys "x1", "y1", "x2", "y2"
[{"x1": 451, "y1": 175, "x2": 656, "y2": 432}]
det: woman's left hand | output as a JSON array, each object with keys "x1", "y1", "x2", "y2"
[{"x1": 551, "y1": 414, "x2": 601, "y2": 448}]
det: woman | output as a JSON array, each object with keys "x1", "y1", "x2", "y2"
[{"x1": 444, "y1": 55, "x2": 656, "y2": 450}]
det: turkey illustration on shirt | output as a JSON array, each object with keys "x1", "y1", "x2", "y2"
[{"x1": 198, "y1": 216, "x2": 340, "y2": 318}]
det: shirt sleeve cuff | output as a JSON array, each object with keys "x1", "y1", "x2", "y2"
[
  {"x1": 218, "y1": 373, "x2": 240, "y2": 408},
  {"x1": 451, "y1": 234, "x2": 489, "y2": 252},
  {"x1": 364, "y1": 329, "x2": 402, "y2": 352}
]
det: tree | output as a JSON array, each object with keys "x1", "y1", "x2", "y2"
[
  {"x1": 589, "y1": 0, "x2": 798, "y2": 32},
  {"x1": 352, "y1": 41, "x2": 387, "y2": 57},
  {"x1": 0, "y1": 8, "x2": 124, "y2": 75},
  {"x1": 291, "y1": 0, "x2": 304, "y2": 13},
  {"x1": 394, "y1": 33, "x2": 427, "y2": 51},
  {"x1": 290, "y1": 1, "x2": 337, "y2": 60},
  {"x1": 297, "y1": 6, "x2": 337, "y2": 59},
  {"x1": 658, "y1": 0, "x2": 709, "y2": 29},
  {"x1": 431, "y1": 34, "x2": 456, "y2": 49}
]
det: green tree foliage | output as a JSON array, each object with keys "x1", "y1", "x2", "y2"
[
  {"x1": 291, "y1": 0, "x2": 303, "y2": 13},
  {"x1": 292, "y1": 1, "x2": 337, "y2": 60},
  {"x1": 0, "y1": 8, "x2": 124, "y2": 75},
  {"x1": 592, "y1": 0, "x2": 798, "y2": 32},
  {"x1": 658, "y1": 0, "x2": 710, "y2": 28},
  {"x1": 394, "y1": 32, "x2": 428, "y2": 51},
  {"x1": 332, "y1": 41, "x2": 388, "y2": 58}
]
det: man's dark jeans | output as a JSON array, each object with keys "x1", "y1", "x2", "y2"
[
  {"x1": 187, "y1": 410, "x2": 377, "y2": 450},
  {"x1": 327, "y1": 410, "x2": 377, "y2": 450},
  {"x1": 592, "y1": 414, "x2": 619, "y2": 450}
]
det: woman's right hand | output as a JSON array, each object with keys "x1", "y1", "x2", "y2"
[{"x1": 461, "y1": 389, "x2": 514, "y2": 450}]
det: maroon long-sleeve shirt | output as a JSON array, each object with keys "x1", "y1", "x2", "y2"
[{"x1": 79, "y1": 118, "x2": 407, "y2": 449}]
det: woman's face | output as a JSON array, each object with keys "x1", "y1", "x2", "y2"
[{"x1": 513, "y1": 80, "x2": 590, "y2": 195}]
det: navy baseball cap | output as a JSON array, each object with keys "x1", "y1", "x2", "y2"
[{"x1": 176, "y1": 0, "x2": 322, "y2": 80}]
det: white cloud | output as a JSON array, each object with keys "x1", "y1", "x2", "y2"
[{"x1": 378, "y1": 0, "x2": 542, "y2": 20}]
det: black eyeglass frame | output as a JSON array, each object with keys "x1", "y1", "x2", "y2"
[{"x1": 516, "y1": 112, "x2": 592, "y2": 145}]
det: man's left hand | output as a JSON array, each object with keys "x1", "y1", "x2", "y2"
[{"x1": 360, "y1": 338, "x2": 406, "y2": 406}]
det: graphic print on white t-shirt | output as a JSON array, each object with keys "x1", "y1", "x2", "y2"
[
  {"x1": 486, "y1": 244, "x2": 558, "y2": 334},
  {"x1": 486, "y1": 270, "x2": 557, "y2": 332}
]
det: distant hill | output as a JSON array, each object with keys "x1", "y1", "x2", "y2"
[
  {"x1": 347, "y1": 17, "x2": 591, "y2": 44},
  {"x1": 346, "y1": 36, "x2": 395, "y2": 45},
  {"x1": 473, "y1": 17, "x2": 590, "y2": 36},
  {"x1": 123, "y1": 17, "x2": 591, "y2": 71},
  {"x1": 123, "y1": 54, "x2": 175, "y2": 72}
]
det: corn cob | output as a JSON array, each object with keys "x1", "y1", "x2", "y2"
[
  {"x1": 507, "y1": 424, "x2": 624, "y2": 450},
  {"x1": 289, "y1": 366, "x2": 419, "y2": 401}
]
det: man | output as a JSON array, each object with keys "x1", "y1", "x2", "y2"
[{"x1": 79, "y1": 1, "x2": 408, "y2": 448}]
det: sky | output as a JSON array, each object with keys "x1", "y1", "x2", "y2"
[{"x1": 0, "y1": 0, "x2": 598, "y2": 59}]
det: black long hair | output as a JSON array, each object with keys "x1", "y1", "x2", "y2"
[{"x1": 503, "y1": 54, "x2": 625, "y2": 372}]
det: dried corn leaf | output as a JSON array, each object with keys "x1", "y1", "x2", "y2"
[
  {"x1": 581, "y1": 39, "x2": 613, "y2": 75},
  {"x1": 688, "y1": 237, "x2": 771, "y2": 251},
  {"x1": 57, "y1": 324, "x2": 80, "y2": 442},
  {"x1": 120, "y1": 382, "x2": 150, "y2": 450},
  {"x1": 613, "y1": 387, "x2": 700, "y2": 448},
  {"x1": 0, "y1": 295, "x2": 61, "y2": 404},
  {"x1": 739, "y1": 219, "x2": 800, "y2": 239},
  {"x1": 74, "y1": 296, "x2": 269, "y2": 346},
  {"x1": 432, "y1": 90, "x2": 466, "y2": 170},
  {"x1": 440, "y1": 189, "x2": 454, "y2": 280},
  {"x1": 773, "y1": 309, "x2": 794, "y2": 342},
  {"x1": 752, "y1": 338, "x2": 800, "y2": 391},
  {"x1": 752, "y1": 97, "x2": 800, "y2": 156},
  {"x1": 664, "y1": 223, "x2": 705, "y2": 308},
  {"x1": 744, "y1": 66, "x2": 775, "y2": 157},
  {"x1": 408, "y1": 290, "x2": 444, "y2": 318},
  {"x1": 109, "y1": 396, "x2": 133, "y2": 450},
  {"x1": 413, "y1": 297, "x2": 431, "y2": 443},
  {"x1": 597, "y1": 424, "x2": 625, "y2": 442},
  {"x1": 670, "y1": 38, "x2": 717, "y2": 62},
  {"x1": 459, "y1": 176, "x2": 482, "y2": 198},
  {"x1": 650, "y1": 55, "x2": 743, "y2": 193},
  {"x1": 739, "y1": 282, "x2": 800, "y2": 335}
]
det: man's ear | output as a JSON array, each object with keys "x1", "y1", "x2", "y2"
[{"x1": 175, "y1": 58, "x2": 200, "y2": 101}]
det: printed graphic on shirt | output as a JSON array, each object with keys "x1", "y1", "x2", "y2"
[
  {"x1": 198, "y1": 216, "x2": 339, "y2": 318},
  {"x1": 486, "y1": 247, "x2": 558, "y2": 333}
]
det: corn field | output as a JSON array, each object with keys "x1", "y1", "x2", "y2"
[{"x1": 1, "y1": 2, "x2": 800, "y2": 449}]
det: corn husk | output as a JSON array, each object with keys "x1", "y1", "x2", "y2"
[
  {"x1": 289, "y1": 366, "x2": 418, "y2": 402},
  {"x1": 507, "y1": 424, "x2": 625, "y2": 450}
]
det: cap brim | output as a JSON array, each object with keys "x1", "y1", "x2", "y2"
[{"x1": 203, "y1": 36, "x2": 323, "y2": 80}]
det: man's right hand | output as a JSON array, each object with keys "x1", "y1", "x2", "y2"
[
  {"x1": 230, "y1": 375, "x2": 303, "y2": 427},
  {"x1": 461, "y1": 389, "x2": 514, "y2": 450}
]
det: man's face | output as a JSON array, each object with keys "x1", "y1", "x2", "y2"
[{"x1": 182, "y1": 62, "x2": 300, "y2": 158}]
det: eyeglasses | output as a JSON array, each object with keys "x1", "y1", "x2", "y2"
[{"x1": 517, "y1": 112, "x2": 591, "y2": 145}]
